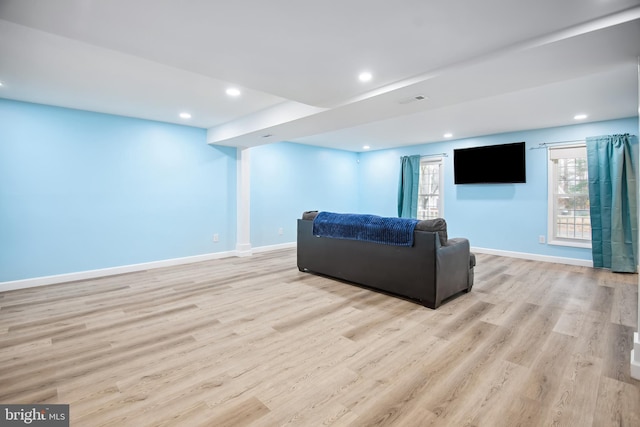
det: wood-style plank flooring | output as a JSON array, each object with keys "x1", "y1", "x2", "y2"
[{"x1": 1, "y1": 249, "x2": 639, "y2": 426}]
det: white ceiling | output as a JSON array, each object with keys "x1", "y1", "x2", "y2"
[{"x1": 0, "y1": 0, "x2": 639, "y2": 152}]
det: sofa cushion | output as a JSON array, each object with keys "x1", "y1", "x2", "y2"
[{"x1": 415, "y1": 218, "x2": 448, "y2": 245}]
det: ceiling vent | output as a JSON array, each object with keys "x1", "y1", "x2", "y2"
[{"x1": 398, "y1": 95, "x2": 428, "y2": 105}]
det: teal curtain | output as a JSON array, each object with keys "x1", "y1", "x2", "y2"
[
  {"x1": 398, "y1": 155, "x2": 420, "y2": 218},
  {"x1": 586, "y1": 134, "x2": 638, "y2": 272}
]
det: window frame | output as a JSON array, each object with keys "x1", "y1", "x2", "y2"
[
  {"x1": 547, "y1": 143, "x2": 592, "y2": 249},
  {"x1": 417, "y1": 157, "x2": 444, "y2": 220}
]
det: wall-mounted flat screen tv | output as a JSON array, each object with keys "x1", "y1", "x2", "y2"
[{"x1": 454, "y1": 141, "x2": 526, "y2": 184}]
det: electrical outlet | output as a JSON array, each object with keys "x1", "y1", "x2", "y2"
[
  {"x1": 213, "y1": 234, "x2": 219, "y2": 242},
  {"x1": 538, "y1": 235, "x2": 545, "y2": 244},
  {"x1": 278, "y1": 227, "x2": 284, "y2": 235}
]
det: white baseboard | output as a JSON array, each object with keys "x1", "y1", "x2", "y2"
[
  {"x1": 235, "y1": 243, "x2": 253, "y2": 257},
  {"x1": 252, "y1": 241, "x2": 296, "y2": 253},
  {"x1": 0, "y1": 250, "x2": 236, "y2": 293},
  {"x1": 471, "y1": 246, "x2": 593, "y2": 267},
  {"x1": 0, "y1": 242, "x2": 592, "y2": 293}
]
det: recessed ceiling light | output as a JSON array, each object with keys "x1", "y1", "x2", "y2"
[
  {"x1": 0, "y1": 81, "x2": 4, "y2": 87},
  {"x1": 363, "y1": 145, "x2": 370, "y2": 150},
  {"x1": 358, "y1": 72, "x2": 372, "y2": 82},
  {"x1": 574, "y1": 114, "x2": 587, "y2": 120},
  {"x1": 444, "y1": 133, "x2": 453, "y2": 138},
  {"x1": 179, "y1": 112, "x2": 191, "y2": 119},
  {"x1": 226, "y1": 88, "x2": 241, "y2": 97}
]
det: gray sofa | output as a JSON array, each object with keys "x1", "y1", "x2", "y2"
[{"x1": 297, "y1": 211, "x2": 475, "y2": 309}]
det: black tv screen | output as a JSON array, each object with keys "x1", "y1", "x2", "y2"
[{"x1": 454, "y1": 142, "x2": 526, "y2": 184}]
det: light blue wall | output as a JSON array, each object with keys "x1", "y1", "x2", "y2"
[
  {"x1": 2, "y1": 96, "x2": 637, "y2": 282},
  {"x1": 0, "y1": 99, "x2": 237, "y2": 281},
  {"x1": 358, "y1": 117, "x2": 639, "y2": 261},
  {"x1": 250, "y1": 142, "x2": 359, "y2": 247}
]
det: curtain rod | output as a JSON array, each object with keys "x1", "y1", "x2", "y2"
[
  {"x1": 531, "y1": 135, "x2": 637, "y2": 150},
  {"x1": 420, "y1": 153, "x2": 448, "y2": 158},
  {"x1": 530, "y1": 139, "x2": 586, "y2": 149},
  {"x1": 400, "y1": 153, "x2": 448, "y2": 159}
]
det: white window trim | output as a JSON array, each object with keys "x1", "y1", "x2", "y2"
[
  {"x1": 418, "y1": 157, "x2": 444, "y2": 219},
  {"x1": 546, "y1": 143, "x2": 592, "y2": 249}
]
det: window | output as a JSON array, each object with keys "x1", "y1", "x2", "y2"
[
  {"x1": 547, "y1": 144, "x2": 591, "y2": 247},
  {"x1": 418, "y1": 158, "x2": 443, "y2": 220}
]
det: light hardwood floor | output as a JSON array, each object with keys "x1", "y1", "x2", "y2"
[{"x1": 1, "y1": 249, "x2": 639, "y2": 426}]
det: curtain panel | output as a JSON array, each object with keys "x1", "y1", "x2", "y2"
[
  {"x1": 398, "y1": 155, "x2": 420, "y2": 218},
  {"x1": 586, "y1": 134, "x2": 638, "y2": 272}
]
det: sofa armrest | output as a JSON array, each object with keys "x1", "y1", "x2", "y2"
[
  {"x1": 435, "y1": 237, "x2": 471, "y2": 306},
  {"x1": 443, "y1": 237, "x2": 467, "y2": 247},
  {"x1": 438, "y1": 237, "x2": 470, "y2": 259}
]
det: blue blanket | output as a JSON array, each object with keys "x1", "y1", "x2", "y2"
[{"x1": 312, "y1": 212, "x2": 419, "y2": 246}]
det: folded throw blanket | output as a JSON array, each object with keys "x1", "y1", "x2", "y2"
[{"x1": 312, "y1": 212, "x2": 419, "y2": 246}]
